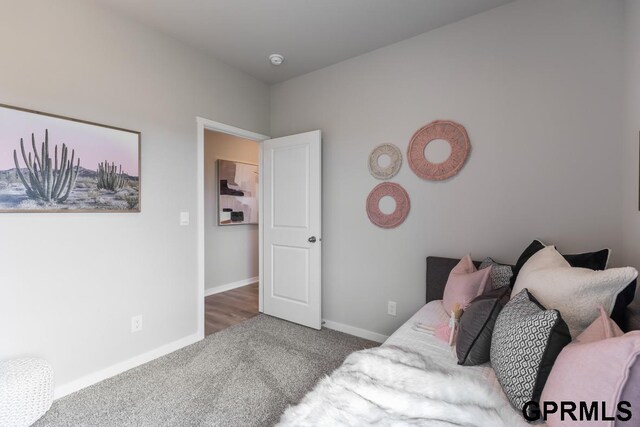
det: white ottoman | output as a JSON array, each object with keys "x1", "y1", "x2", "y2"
[{"x1": 0, "y1": 358, "x2": 53, "y2": 427}]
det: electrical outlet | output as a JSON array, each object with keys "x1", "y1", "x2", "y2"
[
  {"x1": 131, "y1": 315, "x2": 143, "y2": 333},
  {"x1": 387, "y1": 301, "x2": 397, "y2": 317}
]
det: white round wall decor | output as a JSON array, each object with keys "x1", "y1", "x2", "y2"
[{"x1": 368, "y1": 143, "x2": 402, "y2": 180}]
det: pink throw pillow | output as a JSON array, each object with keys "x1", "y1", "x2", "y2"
[
  {"x1": 574, "y1": 306, "x2": 624, "y2": 344},
  {"x1": 541, "y1": 308, "x2": 640, "y2": 427},
  {"x1": 442, "y1": 255, "x2": 491, "y2": 314}
]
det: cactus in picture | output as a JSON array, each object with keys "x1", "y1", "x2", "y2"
[
  {"x1": 97, "y1": 161, "x2": 126, "y2": 191},
  {"x1": 12, "y1": 129, "x2": 81, "y2": 203}
]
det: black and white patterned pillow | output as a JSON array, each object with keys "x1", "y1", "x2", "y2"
[
  {"x1": 490, "y1": 289, "x2": 571, "y2": 412},
  {"x1": 479, "y1": 257, "x2": 513, "y2": 289}
]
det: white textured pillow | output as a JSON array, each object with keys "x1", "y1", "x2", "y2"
[{"x1": 511, "y1": 246, "x2": 638, "y2": 337}]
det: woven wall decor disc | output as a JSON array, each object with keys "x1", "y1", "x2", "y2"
[
  {"x1": 407, "y1": 120, "x2": 470, "y2": 181},
  {"x1": 368, "y1": 143, "x2": 402, "y2": 179},
  {"x1": 366, "y1": 182, "x2": 410, "y2": 228}
]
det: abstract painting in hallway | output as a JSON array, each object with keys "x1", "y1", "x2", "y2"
[{"x1": 218, "y1": 159, "x2": 258, "y2": 225}]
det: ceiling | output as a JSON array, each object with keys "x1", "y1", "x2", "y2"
[{"x1": 94, "y1": 0, "x2": 515, "y2": 84}]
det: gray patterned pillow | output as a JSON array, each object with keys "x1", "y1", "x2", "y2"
[
  {"x1": 479, "y1": 257, "x2": 513, "y2": 289},
  {"x1": 490, "y1": 289, "x2": 571, "y2": 412}
]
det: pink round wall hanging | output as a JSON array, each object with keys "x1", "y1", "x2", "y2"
[
  {"x1": 366, "y1": 182, "x2": 410, "y2": 228},
  {"x1": 407, "y1": 120, "x2": 471, "y2": 181}
]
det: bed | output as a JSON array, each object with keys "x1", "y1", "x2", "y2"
[{"x1": 278, "y1": 256, "x2": 640, "y2": 426}]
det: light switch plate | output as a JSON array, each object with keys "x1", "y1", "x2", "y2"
[{"x1": 180, "y1": 211, "x2": 190, "y2": 226}]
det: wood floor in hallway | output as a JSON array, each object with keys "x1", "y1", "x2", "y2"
[{"x1": 204, "y1": 283, "x2": 259, "y2": 336}]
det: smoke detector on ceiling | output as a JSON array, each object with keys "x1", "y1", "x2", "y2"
[{"x1": 269, "y1": 54, "x2": 285, "y2": 66}]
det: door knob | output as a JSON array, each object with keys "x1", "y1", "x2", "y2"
[{"x1": 308, "y1": 236, "x2": 317, "y2": 243}]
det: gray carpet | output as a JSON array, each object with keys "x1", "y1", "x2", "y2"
[{"x1": 35, "y1": 315, "x2": 377, "y2": 427}]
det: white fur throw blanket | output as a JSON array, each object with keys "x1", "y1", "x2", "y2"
[{"x1": 278, "y1": 345, "x2": 527, "y2": 427}]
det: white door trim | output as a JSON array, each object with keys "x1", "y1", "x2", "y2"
[{"x1": 196, "y1": 117, "x2": 269, "y2": 340}]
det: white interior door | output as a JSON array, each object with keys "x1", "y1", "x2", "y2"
[{"x1": 261, "y1": 130, "x2": 321, "y2": 329}]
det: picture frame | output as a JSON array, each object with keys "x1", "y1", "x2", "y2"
[
  {"x1": 0, "y1": 103, "x2": 141, "y2": 213},
  {"x1": 217, "y1": 159, "x2": 258, "y2": 225}
]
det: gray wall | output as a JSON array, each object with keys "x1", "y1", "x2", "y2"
[
  {"x1": 204, "y1": 131, "x2": 259, "y2": 291},
  {"x1": 622, "y1": 0, "x2": 640, "y2": 284},
  {"x1": 0, "y1": 0, "x2": 269, "y2": 392},
  {"x1": 270, "y1": 0, "x2": 626, "y2": 336}
]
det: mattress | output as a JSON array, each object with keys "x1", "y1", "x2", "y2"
[{"x1": 383, "y1": 300, "x2": 508, "y2": 403}]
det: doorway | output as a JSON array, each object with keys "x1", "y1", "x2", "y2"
[
  {"x1": 196, "y1": 118, "x2": 323, "y2": 338},
  {"x1": 196, "y1": 118, "x2": 269, "y2": 339},
  {"x1": 203, "y1": 130, "x2": 261, "y2": 335}
]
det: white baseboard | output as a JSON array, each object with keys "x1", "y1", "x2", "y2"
[
  {"x1": 205, "y1": 276, "x2": 259, "y2": 297},
  {"x1": 322, "y1": 319, "x2": 388, "y2": 343},
  {"x1": 53, "y1": 332, "x2": 201, "y2": 400}
]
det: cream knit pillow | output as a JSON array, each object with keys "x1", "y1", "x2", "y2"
[{"x1": 511, "y1": 246, "x2": 637, "y2": 337}]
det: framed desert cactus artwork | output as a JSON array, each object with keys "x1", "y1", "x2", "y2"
[
  {"x1": 217, "y1": 159, "x2": 258, "y2": 225},
  {"x1": 0, "y1": 104, "x2": 140, "y2": 212}
]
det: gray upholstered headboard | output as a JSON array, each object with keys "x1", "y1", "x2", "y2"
[{"x1": 426, "y1": 256, "x2": 640, "y2": 332}]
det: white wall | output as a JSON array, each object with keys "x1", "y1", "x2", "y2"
[
  {"x1": 622, "y1": 0, "x2": 640, "y2": 284},
  {"x1": 0, "y1": 0, "x2": 269, "y2": 395},
  {"x1": 204, "y1": 131, "x2": 259, "y2": 292},
  {"x1": 270, "y1": 0, "x2": 626, "y2": 336}
]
